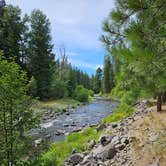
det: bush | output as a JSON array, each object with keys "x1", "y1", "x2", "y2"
[
  {"x1": 74, "y1": 85, "x2": 89, "y2": 102},
  {"x1": 50, "y1": 79, "x2": 68, "y2": 99},
  {"x1": 88, "y1": 89, "x2": 94, "y2": 97}
]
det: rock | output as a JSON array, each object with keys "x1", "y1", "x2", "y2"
[
  {"x1": 115, "y1": 143, "x2": 126, "y2": 150},
  {"x1": 81, "y1": 154, "x2": 96, "y2": 164},
  {"x1": 68, "y1": 153, "x2": 83, "y2": 165},
  {"x1": 56, "y1": 129, "x2": 66, "y2": 135},
  {"x1": 92, "y1": 144, "x2": 117, "y2": 161},
  {"x1": 149, "y1": 133, "x2": 159, "y2": 142},
  {"x1": 63, "y1": 124, "x2": 69, "y2": 127},
  {"x1": 139, "y1": 142, "x2": 144, "y2": 147},
  {"x1": 96, "y1": 124, "x2": 106, "y2": 132},
  {"x1": 72, "y1": 127, "x2": 82, "y2": 133},
  {"x1": 88, "y1": 140, "x2": 96, "y2": 149},
  {"x1": 71, "y1": 148, "x2": 78, "y2": 154},
  {"x1": 111, "y1": 135, "x2": 120, "y2": 146},
  {"x1": 34, "y1": 138, "x2": 42, "y2": 147},
  {"x1": 89, "y1": 123, "x2": 98, "y2": 128},
  {"x1": 99, "y1": 135, "x2": 108, "y2": 146},
  {"x1": 45, "y1": 134, "x2": 51, "y2": 139},
  {"x1": 71, "y1": 122, "x2": 77, "y2": 127},
  {"x1": 112, "y1": 123, "x2": 118, "y2": 128},
  {"x1": 120, "y1": 137, "x2": 129, "y2": 145},
  {"x1": 66, "y1": 112, "x2": 70, "y2": 115},
  {"x1": 105, "y1": 159, "x2": 115, "y2": 166}
]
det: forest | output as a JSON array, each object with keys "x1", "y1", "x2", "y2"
[{"x1": 0, "y1": 0, "x2": 165, "y2": 165}]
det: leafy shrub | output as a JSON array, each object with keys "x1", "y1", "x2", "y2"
[
  {"x1": 88, "y1": 89, "x2": 94, "y2": 97},
  {"x1": 74, "y1": 85, "x2": 89, "y2": 102},
  {"x1": 50, "y1": 79, "x2": 68, "y2": 99}
]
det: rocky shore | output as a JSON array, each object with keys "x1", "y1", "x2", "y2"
[{"x1": 65, "y1": 100, "x2": 166, "y2": 166}]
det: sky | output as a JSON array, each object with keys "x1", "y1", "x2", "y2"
[{"x1": 6, "y1": 0, "x2": 115, "y2": 75}]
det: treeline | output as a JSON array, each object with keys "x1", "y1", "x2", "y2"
[
  {"x1": 0, "y1": 1, "x2": 92, "y2": 101},
  {"x1": 100, "y1": 0, "x2": 166, "y2": 111},
  {"x1": 91, "y1": 54, "x2": 114, "y2": 94}
]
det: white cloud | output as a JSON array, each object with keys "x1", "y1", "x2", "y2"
[
  {"x1": 6, "y1": 0, "x2": 115, "y2": 50},
  {"x1": 68, "y1": 58, "x2": 102, "y2": 70}
]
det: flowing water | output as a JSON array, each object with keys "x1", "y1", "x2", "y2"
[{"x1": 31, "y1": 98, "x2": 118, "y2": 142}]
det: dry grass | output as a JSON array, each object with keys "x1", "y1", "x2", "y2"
[{"x1": 129, "y1": 104, "x2": 166, "y2": 166}]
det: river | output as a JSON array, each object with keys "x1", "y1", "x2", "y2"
[{"x1": 31, "y1": 98, "x2": 118, "y2": 143}]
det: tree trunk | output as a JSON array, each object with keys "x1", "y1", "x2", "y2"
[
  {"x1": 162, "y1": 91, "x2": 166, "y2": 102},
  {"x1": 157, "y1": 94, "x2": 162, "y2": 112}
]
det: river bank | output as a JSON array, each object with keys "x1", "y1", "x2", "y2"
[{"x1": 65, "y1": 100, "x2": 166, "y2": 166}]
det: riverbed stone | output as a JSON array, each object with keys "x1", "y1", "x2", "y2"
[{"x1": 72, "y1": 127, "x2": 82, "y2": 133}]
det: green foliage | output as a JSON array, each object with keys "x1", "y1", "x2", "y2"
[
  {"x1": 74, "y1": 85, "x2": 90, "y2": 103},
  {"x1": 0, "y1": 55, "x2": 38, "y2": 165},
  {"x1": 101, "y1": 0, "x2": 166, "y2": 111},
  {"x1": 42, "y1": 128, "x2": 100, "y2": 166},
  {"x1": 50, "y1": 78, "x2": 68, "y2": 99},
  {"x1": 102, "y1": 102, "x2": 135, "y2": 124},
  {"x1": 27, "y1": 76, "x2": 37, "y2": 97},
  {"x1": 0, "y1": 5, "x2": 28, "y2": 68}
]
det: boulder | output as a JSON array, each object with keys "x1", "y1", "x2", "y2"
[{"x1": 92, "y1": 144, "x2": 117, "y2": 161}]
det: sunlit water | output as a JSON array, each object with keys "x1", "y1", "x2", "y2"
[{"x1": 31, "y1": 98, "x2": 118, "y2": 142}]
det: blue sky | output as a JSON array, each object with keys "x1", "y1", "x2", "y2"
[{"x1": 6, "y1": 0, "x2": 115, "y2": 75}]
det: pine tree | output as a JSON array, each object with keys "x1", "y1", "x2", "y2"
[
  {"x1": 101, "y1": 0, "x2": 166, "y2": 111},
  {"x1": 28, "y1": 9, "x2": 54, "y2": 100},
  {"x1": 94, "y1": 67, "x2": 102, "y2": 93},
  {"x1": 103, "y1": 55, "x2": 114, "y2": 93}
]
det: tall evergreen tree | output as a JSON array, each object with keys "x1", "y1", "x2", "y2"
[
  {"x1": 28, "y1": 9, "x2": 54, "y2": 100},
  {"x1": 0, "y1": 4, "x2": 28, "y2": 68},
  {"x1": 94, "y1": 67, "x2": 102, "y2": 93},
  {"x1": 103, "y1": 55, "x2": 114, "y2": 93}
]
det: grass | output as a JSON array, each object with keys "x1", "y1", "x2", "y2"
[
  {"x1": 41, "y1": 128, "x2": 101, "y2": 166},
  {"x1": 32, "y1": 98, "x2": 81, "y2": 113},
  {"x1": 102, "y1": 102, "x2": 135, "y2": 124}
]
